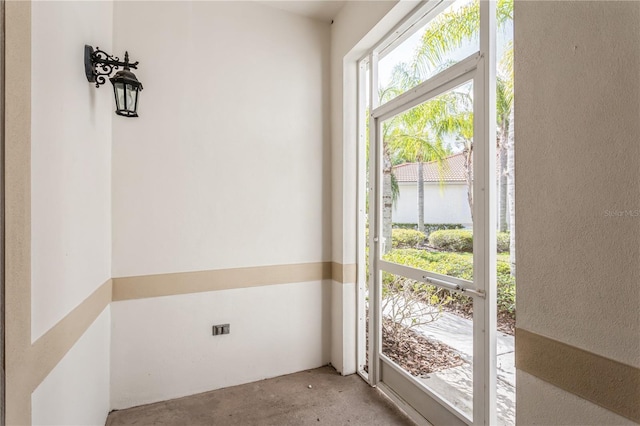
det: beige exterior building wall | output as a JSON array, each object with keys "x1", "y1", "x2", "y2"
[{"x1": 515, "y1": 1, "x2": 640, "y2": 423}]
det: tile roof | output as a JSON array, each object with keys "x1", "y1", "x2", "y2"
[{"x1": 393, "y1": 153, "x2": 468, "y2": 183}]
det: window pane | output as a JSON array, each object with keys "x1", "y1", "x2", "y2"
[
  {"x1": 378, "y1": 0, "x2": 479, "y2": 105},
  {"x1": 381, "y1": 271, "x2": 473, "y2": 420},
  {"x1": 380, "y1": 81, "x2": 474, "y2": 282},
  {"x1": 360, "y1": 59, "x2": 372, "y2": 375}
]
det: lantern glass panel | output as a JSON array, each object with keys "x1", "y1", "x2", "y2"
[
  {"x1": 125, "y1": 84, "x2": 137, "y2": 111},
  {"x1": 114, "y1": 82, "x2": 125, "y2": 111}
]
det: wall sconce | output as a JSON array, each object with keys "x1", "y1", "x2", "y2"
[{"x1": 84, "y1": 45, "x2": 143, "y2": 118}]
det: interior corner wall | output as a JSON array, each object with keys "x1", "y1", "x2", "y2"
[
  {"x1": 30, "y1": 0, "x2": 113, "y2": 423},
  {"x1": 110, "y1": 1, "x2": 332, "y2": 408},
  {"x1": 515, "y1": 1, "x2": 640, "y2": 424}
]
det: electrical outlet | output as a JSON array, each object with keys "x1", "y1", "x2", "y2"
[{"x1": 212, "y1": 324, "x2": 230, "y2": 336}]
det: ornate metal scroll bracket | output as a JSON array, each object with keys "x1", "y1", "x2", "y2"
[{"x1": 84, "y1": 45, "x2": 139, "y2": 88}]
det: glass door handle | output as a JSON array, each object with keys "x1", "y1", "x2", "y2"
[
  {"x1": 423, "y1": 275, "x2": 460, "y2": 291},
  {"x1": 423, "y1": 276, "x2": 486, "y2": 299}
]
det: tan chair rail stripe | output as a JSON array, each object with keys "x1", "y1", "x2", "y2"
[
  {"x1": 113, "y1": 262, "x2": 333, "y2": 301},
  {"x1": 516, "y1": 328, "x2": 640, "y2": 423},
  {"x1": 331, "y1": 262, "x2": 357, "y2": 284},
  {"x1": 29, "y1": 280, "x2": 112, "y2": 391}
]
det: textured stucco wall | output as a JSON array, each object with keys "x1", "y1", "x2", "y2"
[
  {"x1": 330, "y1": 0, "x2": 399, "y2": 266},
  {"x1": 330, "y1": 0, "x2": 416, "y2": 374},
  {"x1": 110, "y1": 1, "x2": 333, "y2": 406},
  {"x1": 31, "y1": 0, "x2": 112, "y2": 343},
  {"x1": 32, "y1": 309, "x2": 111, "y2": 425},
  {"x1": 29, "y1": 1, "x2": 113, "y2": 423},
  {"x1": 112, "y1": 1, "x2": 331, "y2": 277},
  {"x1": 515, "y1": 1, "x2": 640, "y2": 423}
]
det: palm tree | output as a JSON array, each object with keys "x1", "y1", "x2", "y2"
[
  {"x1": 499, "y1": 43, "x2": 515, "y2": 274},
  {"x1": 497, "y1": 75, "x2": 511, "y2": 233},
  {"x1": 415, "y1": 0, "x2": 513, "y2": 72},
  {"x1": 381, "y1": 64, "x2": 467, "y2": 237},
  {"x1": 414, "y1": 0, "x2": 515, "y2": 267},
  {"x1": 376, "y1": 0, "x2": 514, "y2": 260},
  {"x1": 379, "y1": 113, "x2": 399, "y2": 253}
]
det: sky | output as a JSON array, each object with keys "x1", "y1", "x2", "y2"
[
  {"x1": 377, "y1": 1, "x2": 513, "y2": 91},
  {"x1": 373, "y1": 0, "x2": 514, "y2": 155}
]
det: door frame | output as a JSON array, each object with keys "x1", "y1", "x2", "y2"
[
  {"x1": 356, "y1": 1, "x2": 497, "y2": 424},
  {"x1": 1, "y1": 0, "x2": 6, "y2": 423}
]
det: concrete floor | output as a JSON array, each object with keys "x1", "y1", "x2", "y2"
[{"x1": 106, "y1": 366, "x2": 417, "y2": 426}]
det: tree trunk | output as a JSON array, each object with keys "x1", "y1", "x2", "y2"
[
  {"x1": 506, "y1": 108, "x2": 515, "y2": 275},
  {"x1": 464, "y1": 144, "x2": 473, "y2": 222},
  {"x1": 498, "y1": 119, "x2": 510, "y2": 232},
  {"x1": 417, "y1": 161, "x2": 425, "y2": 233},
  {"x1": 382, "y1": 149, "x2": 393, "y2": 253}
]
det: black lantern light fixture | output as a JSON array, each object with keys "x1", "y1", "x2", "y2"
[{"x1": 84, "y1": 45, "x2": 143, "y2": 118}]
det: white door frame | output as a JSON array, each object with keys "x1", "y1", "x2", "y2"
[{"x1": 357, "y1": 1, "x2": 496, "y2": 424}]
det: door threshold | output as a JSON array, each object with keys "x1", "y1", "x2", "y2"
[{"x1": 377, "y1": 382, "x2": 433, "y2": 426}]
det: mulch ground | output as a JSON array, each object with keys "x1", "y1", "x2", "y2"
[
  {"x1": 497, "y1": 312, "x2": 515, "y2": 335},
  {"x1": 365, "y1": 307, "x2": 514, "y2": 377},
  {"x1": 382, "y1": 319, "x2": 465, "y2": 377}
]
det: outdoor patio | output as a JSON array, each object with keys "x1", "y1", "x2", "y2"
[{"x1": 416, "y1": 312, "x2": 515, "y2": 425}]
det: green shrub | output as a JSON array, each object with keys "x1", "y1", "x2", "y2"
[
  {"x1": 384, "y1": 249, "x2": 473, "y2": 280},
  {"x1": 497, "y1": 232, "x2": 510, "y2": 253},
  {"x1": 393, "y1": 223, "x2": 422, "y2": 229},
  {"x1": 429, "y1": 229, "x2": 474, "y2": 252},
  {"x1": 429, "y1": 229, "x2": 511, "y2": 253},
  {"x1": 383, "y1": 248, "x2": 515, "y2": 318},
  {"x1": 393, "y1": 223, "x2": 464, "y2": 236},
  {"x1": 497, "y1": 273, "x2": 516, "y2": 315},
  {"x1": 392, "y1": 229, "x2": 426, "y2": 248}
]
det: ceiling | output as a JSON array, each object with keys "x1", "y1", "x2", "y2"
[{"x1": 259, "y1": 0, "x2": 347, "y2": 23}]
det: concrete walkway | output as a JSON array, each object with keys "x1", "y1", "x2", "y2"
[{"x1": 414, "y1": 312, "x2": 515, "y2": 425}]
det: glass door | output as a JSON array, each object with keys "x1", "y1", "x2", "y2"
[
  {"x1": 361, "y1": 3, "x2": 498, "y2": 424},
  {"x1": 379, "y1": 79, "x2": 478, "y2": 424},
  {"x1": 370, "y1": 64, "x2": 491, "y2": 425}
]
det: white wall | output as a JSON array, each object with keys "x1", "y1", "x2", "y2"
[
  {"x1": 516, "y1": 1, "x2": 640, "y2": 423},
  {"x1": 31, "y1": 0, "x2": 112, "y2": 342},
  {"x1": 330, "y1": 0, "x2": 424, "y2": 374},
  {"x1": 32, "y1": 308, "x2": 111, "y2": 426},
  {"x1": 393, "y1": 182, "x2": 472, "y2": 226},
  {"x1": 109, "y1": 1, "x2": 332, "y2": 406},
  {"x1": 112, "y1": 1, "x2": 331, "y2": 277},
  {"x1": 30, "y1": 1, "x2": 112, "y2": 423},
  {"x1": 329, "y1": 0, "x2": 399, "y2": 375},
  {"x1": 330, "y1": 0, "x2": 400, "y2": 266},
  {"x1": 111, "y1": 281, "x2": 330, "y2": 409}
]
